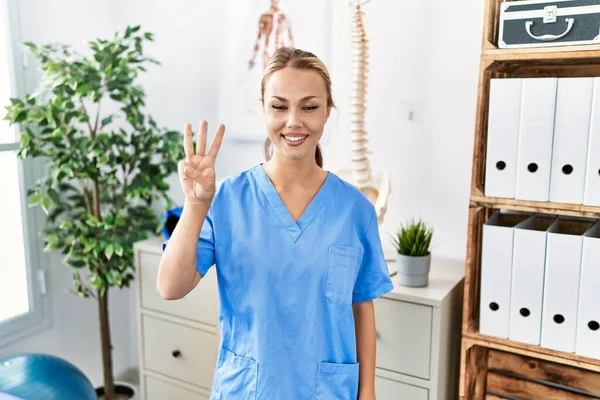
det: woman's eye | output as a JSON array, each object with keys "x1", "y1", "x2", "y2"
[
  {"x1": 272, "y1": 105, "x2": 286, "y2": 111},
  {"x1": 304, "y1": 106, "x2": 319, "y2": 111}
]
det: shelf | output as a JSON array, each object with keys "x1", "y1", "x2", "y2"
[
  {"x1": 470, "y1": 192, "x2": 600, "y2": 219},
  {"x1": 461, "y1": 0, "x2": 600, "y2": 397},
  {"x1": 462, "y1": 333, "x2": 600, "y2": 374},
  {"x1": 482, "y1": 43, "x2": 600, "y2": 63}
]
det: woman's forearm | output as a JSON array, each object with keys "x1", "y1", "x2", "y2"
[
  {"x1": 353, "y1": 300, "x2": 377, "y2": 399},
  {"x1": 157, "y1": 200, "x2": 209, "y2": 299}
]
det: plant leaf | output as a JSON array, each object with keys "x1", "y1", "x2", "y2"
[{"x1": 104, "y1": 244, "x2": 114, "y2": 260}]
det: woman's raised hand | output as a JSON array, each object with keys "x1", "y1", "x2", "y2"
[{"x1": 179, "y1": 121, "x2": 225, "y2": 205}]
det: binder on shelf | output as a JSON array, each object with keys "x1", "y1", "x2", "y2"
[
  {"x1": 549, "y1": 78, "x2": 594, "y2": 205},
  {"x1": 541, "y1": 217, "x2": 593, "y2": 353},
  {"x1": 575, "y1": 220, "x2": 600, "y2": 360},
  {"x1": 485, "y1": 78, "x2": 522, "y2": 199},
  {"x1": 584, "y1": 78, "x2": 600, "y2": 207},
  {"x1": 515, "y1": 78, "x2": 557, "y2": 202},
  {"x1": 480, "y1": 211, "x2": 528, "y2": 339},
  {"x1": 508, "y1": 214, "x2": 555, "y2": 346}
]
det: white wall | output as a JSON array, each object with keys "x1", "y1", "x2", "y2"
[
  {"x1": 326, "y1": 0, "x2": 485, "y2": 260},
  {"x1": 1, "y1": 0, "x2": 485, "y2": 388}
]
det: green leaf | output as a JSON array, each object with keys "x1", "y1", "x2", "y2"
[
  {"x1": 14, "y1": 110, "x2": 27, "y2": 123},
  {"x1": 29, "y1": 192, "x2": 42, "y2": 207},
  {"x1": 107, "y1": 270, "x2": 122, "y2": 286},
  {"x1": 114, "y1": 243, "x2": 124, "y2": 257},
  {"x1": 41, "y1": 196, "x2": 51, "y2": 214},
  {"x1": 20, "y1": 132, "x2": 31, "y2": 147},
  {"x1": 105, "y1": 244, "x2": 114, "y2": 260},
  {"x1": 91, "y1": 274, "x2": 104, "y2": 288},
  {"x1": 47, "y1": 188, "x2": 61, "y2": 204},
  {"x1": 76, "y1": 84, "x2": 91, "y2": 97},
  {"x1": 22, "y1": 42, "x2": 37, "y2": 51},
  {"x1": 100, "y1": 116, "x2": 113, "y2": 128},
  {"x1": 66, "y1": 258, "x2": 86, "y2": 268}
]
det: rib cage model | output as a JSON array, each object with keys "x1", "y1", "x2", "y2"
[{"x1": 337, "y1": 0, "x2": 390, "y2": 224}]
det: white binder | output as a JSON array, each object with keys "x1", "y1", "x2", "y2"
[
  {"x1": 480, "y1": 211, "x2": 528, "y2": 339},
  {"x1": 485, "y1": 78, "x2": 522, "y2": 198},
  {"x1": 515, "y1": 78, "x2": 557, "y2": 202},
  {"x1": 575, "y1": 220, "x2": 600, "y2": 359},
  {"x1": 509, "y1": 214, "x2": 554, "y2": 345},
  {"x1": 584, "y1": 78, "x2": 600, "y2": 206},
  {"x1": 541, "y1": 217, "x2": 592, "y2": 353},
  {"x1": 549, "y1": 78, "x2": 594, "y2": 204}
]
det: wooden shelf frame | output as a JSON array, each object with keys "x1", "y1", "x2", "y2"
[
  {"x1": 471, "y1": 191, "x2": 600, "y2": 219},
  {"x1": 460, "y1": 339, "x2": 600, "y2": 400},
  {"x1": 462, "y1": 334, "x2": 600, "y2": 373},
  {"x1": 460, "y1": 0, "x2": 600, "y2": 398}
]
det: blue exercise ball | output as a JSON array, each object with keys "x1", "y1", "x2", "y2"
[{"x1": 0, "y1": 353, "x2": 97, "y2": 400}]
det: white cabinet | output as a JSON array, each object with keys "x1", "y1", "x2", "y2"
[
  {"x1": 135, "y1": 237, "x2": 219, "y2": 400},
  {"x1": 375, "y1": 376, "x2": 429, "y2": 400},
  {"x1": 375, "y1": 297, "x2": 433, "y2": 379},
  {"x1": 376, "y1": 258, "x2": 464, "y2": 400},
  {"x1": 135, "y1": 237, "x2": 464, "y2": 399}
]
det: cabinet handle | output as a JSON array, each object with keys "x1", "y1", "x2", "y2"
[
  {"x1": 376, "y1": 331, "x2": 381, "y2": 340},
  {"x1": 172, "y1": 350, "x2": 182, "y2": 358}
]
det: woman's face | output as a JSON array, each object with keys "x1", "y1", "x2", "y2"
[{"x1": 263, "y1": 67, "x2": 331, "y2": 164}]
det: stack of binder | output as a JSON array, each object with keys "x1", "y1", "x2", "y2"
[
  {"x1": 484, "y1": 77, "x2": 600, "y2": 206},
  {"x1": 479, "y1": 211, "x2": 600, "y2": 360}
]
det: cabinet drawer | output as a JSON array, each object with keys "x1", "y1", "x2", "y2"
[
  {"x1": 375, "y1": 375, "x2": 428, "y2": 400},
  {"x1": 142, "y1": 315, "x2": 219, "y2": 389},
  {"x1": 145, "y1": 375, "x2": 208, "y2": 400},
  {"x1": 374, "y1": 297, "x2": 432, "y2": 379},
  {"x1": 139, "y1": 252, "x2": 218, "y2": 326}
]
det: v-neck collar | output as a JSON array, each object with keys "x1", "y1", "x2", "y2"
[{"x1": 252, "y1": 164, "x2": 333, "y2": 242}]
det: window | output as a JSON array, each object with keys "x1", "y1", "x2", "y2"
[{"x1": 0, "y1": 0, "x2": 50, "y2": 347}]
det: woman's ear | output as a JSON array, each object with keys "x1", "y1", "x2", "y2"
[{"x1": 326, "y1": 106, "x2": 332, "y2": 121}]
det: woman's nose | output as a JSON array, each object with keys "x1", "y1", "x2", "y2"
[{"x1": 286, "y1": 110, "x2": 303, "y2": 128}]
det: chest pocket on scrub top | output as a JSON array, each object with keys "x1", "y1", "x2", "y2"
[{"x1": 326, "y1": 244, "x2": 362, "y2": 305}]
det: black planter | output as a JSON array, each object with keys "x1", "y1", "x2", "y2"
[{"x1": 95, "y1": 381, "x2": 137, "y2": 399}]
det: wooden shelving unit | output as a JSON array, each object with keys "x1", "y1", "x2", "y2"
[{"x1": 459, "y1": 1, "x2": 600, "y2": 398}]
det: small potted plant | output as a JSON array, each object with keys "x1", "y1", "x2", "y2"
[{"x1": 391, "y1": 218, "x2": 434, "y2": 287}]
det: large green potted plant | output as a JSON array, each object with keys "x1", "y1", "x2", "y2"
[
  {"x1": 391, "y1": 218, "x2": 434, "y2": 287},
  {"x1": 4, "y1": 26, "x2": 183, "y2": 399}
]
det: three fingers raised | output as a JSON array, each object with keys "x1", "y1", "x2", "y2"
[{"x1": 183, "y1": 121, "x2": 225, "y2": 160}]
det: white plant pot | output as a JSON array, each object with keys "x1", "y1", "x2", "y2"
[{"x1": 396, "y1": 253, "x2": 431, "y2": 287}]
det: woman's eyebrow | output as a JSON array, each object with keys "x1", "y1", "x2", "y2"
[{"x1": 271, "y1": 95, "x2": 319, "y2": 102}]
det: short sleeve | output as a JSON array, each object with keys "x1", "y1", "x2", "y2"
[
  {"x1": 162, "y1": 209, "x2": 216, "y2": 278},
  {"x1": 352, "y1": 210, "x2": 394, "y2": 304}
]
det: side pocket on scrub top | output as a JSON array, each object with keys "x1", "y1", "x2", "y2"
[
  {"x1": 316, "y1": 361, "x2": 360, "y2": 399},
  {"x1": 212, "y1": 348, "x2": 258, "y2": 400}
]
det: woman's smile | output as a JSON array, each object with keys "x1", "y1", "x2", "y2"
[{"x1": 282, "y1": 134, "x2": 308, "y2": 146}]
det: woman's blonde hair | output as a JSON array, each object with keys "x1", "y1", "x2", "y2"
[{"x1": 261, "y1": 47, "x2": 334, "y2": 168}]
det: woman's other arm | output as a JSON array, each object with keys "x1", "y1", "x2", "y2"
[{"x1": 353, "y1": 300, "x2": 377, "y2": 400}]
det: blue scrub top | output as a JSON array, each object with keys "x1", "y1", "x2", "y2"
[{"x1": 163, "y1": 164, "x2": 393, "y2": 400}]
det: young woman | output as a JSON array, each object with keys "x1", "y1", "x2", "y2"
[{"x1": 158, "y1": 47, "x2": 393, "y2": 400}]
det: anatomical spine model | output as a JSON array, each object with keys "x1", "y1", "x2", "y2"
[{"x1": 337, "y1": 0, "x2": 391, "y2": 224}]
